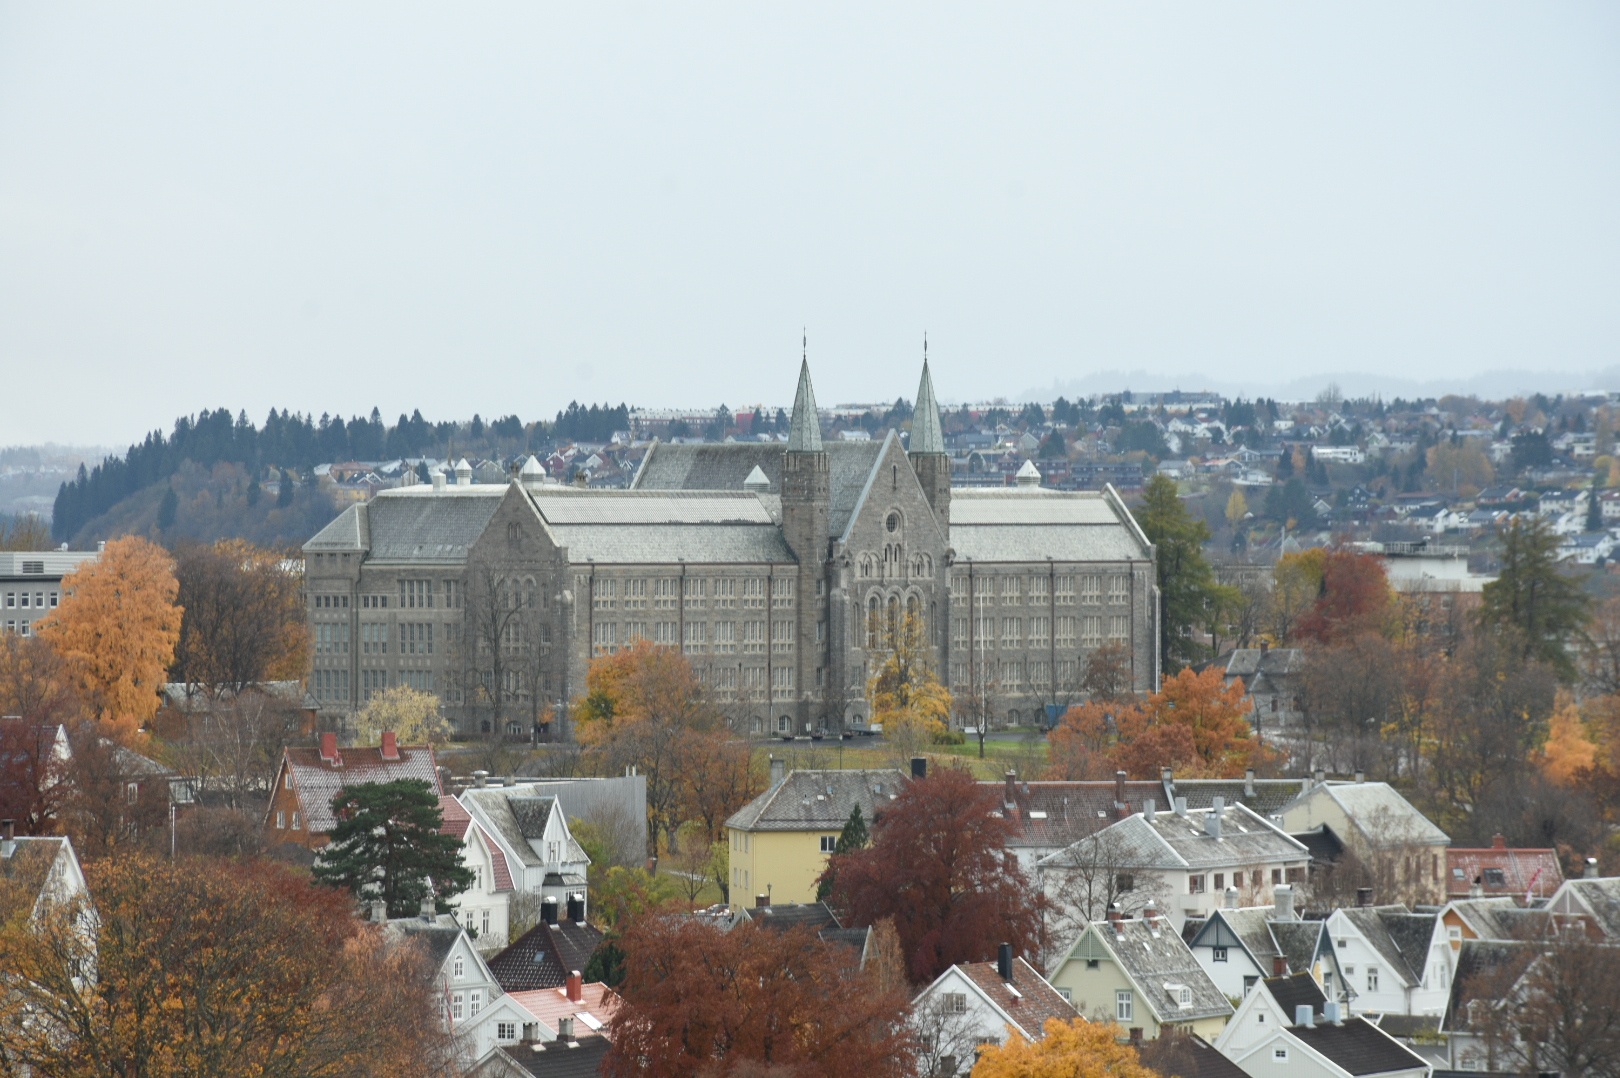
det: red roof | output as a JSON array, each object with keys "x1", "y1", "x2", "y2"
[
  {"x1": 509, "y1": 983, "x2": 620, "y2": 1036},
  {"x1": 438, "y1": 796, "x2": 472, "y2": 839},
  {"x1": 956, "y1": 957, "x2": 1078, "y2": 1040},
  {"x1": 1447, "y1": 842, "x2": 1564, "y2": 902},
  {"x1": 281, "y1": 744, "x2": 441, "y2": 834},
  {"x1": 478, "y1": 824, "x2": 515, "y2": 891}
]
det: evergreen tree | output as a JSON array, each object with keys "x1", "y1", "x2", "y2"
[
  {"x1": 311, "y1": 779, "x2": 474, "y2": 916},
  {"x1": 1588, "y1": 472, "x2": 1604, "y2": 533},
  {"x1": 156, "y1": 488, "x2": 178, "y2": 531},
  {"x1": 277, "y1": 468, "x2": 294, "y2": 507},
  {"x1": 1138, "y1": 474, "x2": 1235, "y2": 671},
  {"x1": 1480, "y1": 517, "x2": 1590, "y2": 681}
]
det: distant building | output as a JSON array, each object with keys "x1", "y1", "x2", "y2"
[
  {"x1": 263, "y1": 731, "x2": 441, "y2": 850},
  {"x1": 0, "y1": 549, "x2": 99, "y2": 637}
]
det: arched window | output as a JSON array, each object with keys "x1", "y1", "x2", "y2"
[
  {"x1": 906, "y1": 593, "x2": 921, "y2": 631},
  {"x1": 887, "y1": 595, "x2": 900, "y2": 641},
  {"x1": 867, "y1": 596, "x2": 880, "y2": 650}
]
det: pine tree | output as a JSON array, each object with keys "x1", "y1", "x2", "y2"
[
  {"x1": 312, "y1": 779, "x2": 473, "y2": 916},
  {"x1": 816, "y1": 805, "x2": 870, "y2": 900}
]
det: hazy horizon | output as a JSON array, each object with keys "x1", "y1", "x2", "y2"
[{"x1": 3, "y1": 3, "x2": 1617, "y2": 447}]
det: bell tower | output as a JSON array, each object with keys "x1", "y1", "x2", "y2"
[
  {"x1": 909, "y1": 351, "x2": 951, "y2": 529},
  {"x1": 781, "y1": 348, "x2": 829, "y2": 731}
]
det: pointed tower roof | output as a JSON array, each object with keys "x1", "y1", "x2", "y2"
[
  {"x1": 788, "y1": 357, "x2": 823, "y2": 452},
  {"x1": 910, "y1": 358, "x2": 946, "y2": 456}
]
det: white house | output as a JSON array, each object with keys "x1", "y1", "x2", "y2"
[
  {"x1": 460, "y1": 784, "x2": 592, "y2": 916},
  {"x1": 440, "y1": 796, "x2": 516, "y2": 952},
  {"x1": 1038, "y1": 797, "x2": 1311, "y2": 933},
  {"x1": 912, "y1": 948, "x2": 1078, "y2": 1073},
  {"x1": 1216, "y1": 974, "x2": 1430, "y2": 1078},
  {"x1": 1182, "y1": 886, "x2": 1345, "y2": 1001},
  {"x1": 1323, "y1": 905, "x2": 1451, "y2": 1018}
]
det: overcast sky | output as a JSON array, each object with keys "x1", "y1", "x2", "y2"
[{"x1": 2, "y1": 4, "x2": 1617, "y2": 448}]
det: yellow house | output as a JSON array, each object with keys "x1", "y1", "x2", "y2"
[
  {"x1": 724, "y1": 765, "x2": 908, "y2": 907},
  {"x1": 1047, "y1": 913, "x2": 1232, "y2": 1041},
  {"x1": 1276, "y1": 780, "x2": 1450, "y2": 906}
]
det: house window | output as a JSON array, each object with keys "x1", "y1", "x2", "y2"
[
  {"x1": 469, "y1": 990, "x2": 481, "y2": 1016},
  {"x1": 1115, "y1": 873, "x2": 1134, "y2": 892},
  {"x1": 284, "y1": 773, "x2": 293, "y2": 790},
  {"x1": 497, "y1": 1022, "x2": 516, "y2": 1041},
  {"x1": 1448, "y1": 926, "x2": 1462, "y2": 942},
  {"x1": 821, "y1": 836, "x2": 837, "y2": 853},
  {"x1": 1273, "y1": 1048, "x2": 1289, "y2": 1062},
  {"x1": 451, "y1": 992, "x2": 464, "y2": 1021},
  {"x1": 1366, "y1": 967, "x2": 1379, "y2": 992},
  {"x1": 1057, "y1": 987, "x2": 1072, "y2": 1002},
  {"x1": 482, "y1": 909, "x2": 491, "y2": 935},
  {"x1": 1214, "y1": 873, "x2": 1224, "y2": 891},
  {"x1": 1179, "y1": 986, "x2": 1192, "y2": 1006},
  {"x1": 453, "y1": 955, "x2": 465, "y2": 979},
  {"x1": 547, "y1": 841, "x2": 561, "y2": 863},
  {"x1": 1213, "y1": 947, "x2": 1228, "y2": 963},
  {"x1": 275, "y1": 811, "x2": 285, "y2": 829},
  {"x1": 944, "y1": 992, "x2": 967, "y2": 1014},
  {"x1": 290, "y1": 812, "x2": 300, "y2": 830},
  {"x1": 1116, "y1": 990, "x2": 1133, "y2": 1022},
  {"x1": 1272, "y1": 868, "x2": 1283, "y2": 885},
  {"x1": 1244, "y1": 975, "x2": 1258, "y2": 996},
  {"x1": 1483, "y1": 868, "x2": 1506, "y2": 887},
  {"x1": 1188, "y1": 875, "x2": 1205, "y2": 894}
]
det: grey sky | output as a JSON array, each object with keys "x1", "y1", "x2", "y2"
[{"x1": 2, "y1": 3, "x2": 1617, "y2": 448}]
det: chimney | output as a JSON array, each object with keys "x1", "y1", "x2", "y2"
[
  {"x1": 97, "y1": 539, "x2": 106, "y2": 552},
  {"x1": 1142, "y1": 798, "x2": 1156, "y2": 820},
  {"x1": 320, "y1": 731, "x2": 341, "y2": 765},
  {"x1": 997, "y1": 942, "x2": 1014, "y2": 983},
  {"x1": 566, "y1": 893, "x2": 585, "y2": 923},
  {"x1": 769, "y1": 755, "x2": 786, "y2": 786},
  {"x1": 558, "y1": 1016, "x2": 575, "y2": 1040},
  {"x1": 1273, "y1": 955, "x2": 1288, "y2": 976},
  {"x1": 1492, "y1": 833, "x2": 1507, "y2": 850},
  {"x1": 1295, "y1": 1004, "x2": 1316, "y2": 1028},
  {"x1": 371, "y1": 898, "x2": 388, "y2": 923},
  {"x1": 1356, "y1": 886, "x2": 1374, "y2": 908},
  {"x1": 911, "y1": 756, "x2": 928, "y2": 780},
  {"x1": 565, "y1": 971, "x2": 583, "y2": 1003},
  {"x1": 1224, "y1": 886, "x2": 1239, "y2": 910},
  {"x1": 1005, "y1": 771, "x2": 1018, "y2": 806},
  {"x1": 1160, "y1": 766, "x2": 1174, "y2": 790},
  {"x1": 1174, "y1": 796, "x2": 1188, "y2": 817},
  {"x1": 431, "y1": 468, "x2": 446, "y2": 491},
  {"x1": 1142, "y1": 902, "x2": 1159, "y2": 922},
  {"x1": 1, "y1": 819, "x2": 14, "y2": 858},
  {"x1": 1105, "y1": 903, "x2": 1124, "y2": 927},
  {"x1": 1273, "y1": 884, "x2": 1295, "y2": 921},
  {"x1": 1244, "y1": 768, "x2": 1256, "y2": 798},
  {"x1": 380, "y1": 731, "x2": 399, "y2": 761},
  {"x1": 473, "y1": 770, "x2": 489, "y2": 788},
  {"x1": 1206, "y1": 810, "x2": 1222, "y2": 840},
  {"x1": 1259, "y1": 640, "x2": 1269, "y2": 657},
  {"x1": 420, "y1": 895, "x2": 435, "y2": 922},
  {"x1": 542, "y1": 897, "x2": 559, "y2": 926},
  {"x1": 1354, "y1": 770, "x2": 1365, "y2": 784},
  {"x1": 1313, "y1": 767, "x2": 1325, "y2": 787},
  {"x1": 1114, "y1": 769, "x2": 1127, "y2": 807},
  {"x1": 756, "y1": 893, "x2": 769, "y2": 909},
  {"x1": 1586, "y1": 857, "x2": 1600, "y2": 879},
  {"x1": 1324, "y1": 1000, "x2": 1343, "y2": 1025}
]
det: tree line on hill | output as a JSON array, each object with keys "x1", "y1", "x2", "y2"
[{"x1": 51, "y1": 401, "x2": 630, "y2": 542}]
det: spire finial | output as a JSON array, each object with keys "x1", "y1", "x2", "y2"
[
  {"x1": 788, "y1": 342, "x2": 823, "y2": 452},
  {"x1": 803, "y1": 327, "x2": 807, "y2": 363},
  {"x1": 923, "y1": 331, "x2": 928, "y2": 365}
]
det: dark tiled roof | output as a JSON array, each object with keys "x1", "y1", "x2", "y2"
[
  {"x1": 739, "y1": 901, "x2": 840, "y2": 933},
  {"x1": 486, "y1": 1034, "x2": 612, "y2": 1077},
  {"x1": 956, "y1": 957, "x2": 1077, "y2": 1040},
  {"x1": 1172, "y1": 778, "x2": 1311, "y2": 817},
  {"x1": 1270, "y1": 920, "x2": 1329, "y2": 976},
  {"x1": 1441, "y1": 939, "x2": 1529, "y2": 1034},
  {"x1": 488, "y1": 920, "x2": 605, "y2": 992},
  {"x1": 1338, "y1": 906, "x2": 1427, "y2": 984},
  {"x1": 726, "y1": 769, "x2": 908, "y2": 832},
  {"x1": 1266, "y1": 972, "x2": 1326, "y2": 1017},
  {"x1": 1554, "y1": 878, "x2": 1620, "y2": 938},
  {"x1": 1381, "y1": 912, "x2": 1439, "y2": 980},
  {"x1": 1141, "y1": 1034, "x2": 1251, "y2": 1078},
  {"x1": 384, "y1": 918, "x2": 464, "y2": 975},
  {"x1": 992, "y1": 779, "x2": 1161, "y2": 850},
  {"x1": 1290, "y1": 1016, "x2": 1429, "y2": 1076},
  {"x1": 1041, "y1": 803, "x2": 1306, "y2": 872}
]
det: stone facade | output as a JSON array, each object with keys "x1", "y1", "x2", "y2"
[{"x1": 302, "y1": 361, "x2": 1160, "y2": 736}]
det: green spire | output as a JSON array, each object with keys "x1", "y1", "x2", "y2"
[
  {"x1": 910, "y1": 350, "x2": 945, "y2": 456},
  {"x1": 788, "y1": 352, "x2": 823, "y2": 452}
]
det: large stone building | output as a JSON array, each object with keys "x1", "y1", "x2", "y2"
[{"x1": 302, "y1": 361, "x2": 1159, "y2": 736}]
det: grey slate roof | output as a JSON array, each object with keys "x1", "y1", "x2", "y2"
[
  {"x1": 1040, "y1": 804, "x2": 1307, "y2": 872},
  {"x1": 488, "y1": 920, "x2": 605, "y2": 992},
  {"x1": 462, "y1": 789, "x2": 588, "y2": 869},
  {"x1": 475, "y1": 1035, "x2": 612, "y2": 1077},
  {"x1": 1092, "y1": 916, "x2": 1234, "y2": 1023},
  {"x1": 1554, "y1": 877, "x2": 1620, "y2": 938},
  {"x1": 1441, "y1": 939, "x2": 1529, "y2": 1034},
  {"x1": 993, "y1": 778, "x2": 1163, "y2": 851},
  {"x1": 1285, "y1": 782, "x2": 1451, "y2": 848},
  {"x1": 950, "y1": 488, "x2": 1152, "y2": 563},
  {"x1": 1224, "y1": 648, "x2": 1306, "y2": 680},
  {"x1": 725, "y1": 769, "x2": 908, "y2": 832},
  {"x1": 281, "y1": 743, "x2": 441, "y2": 834},
  {"x1": 1171, "y1": 778, "x2": 1312, "y2": 817},
  {"x1": 1338, "y1": 906, "x2": 1433, "y2": 984},
  {"x1": 306, "y1": 487, "x2": 508, "y2": 563},
  {"x1": 1271, "y1": 919, "x2": 1331, "y2": 976},
  {"x1": 546, "y1": 522, "x2": 795, "y2": 565},
  {"x1": 383, "y1": 917, "x2": 465, "y2": 976},
  {"x1": 739, "y1": 901, "x2": 840, "y2": 933},
  {"x1": 1290, "y1": 1017, "x2": 1430, "y2": 1076}
]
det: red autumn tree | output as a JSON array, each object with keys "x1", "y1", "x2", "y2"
[
  {"x1": 1294, "y1": 547, "x2": 1392, "y2": 645},
  {"x1": 820, "y1": 766, "x2": 1044, "y2": 983},
  {"x1": 605, "y1": 918, "x2": 917, "y2": 1077}
]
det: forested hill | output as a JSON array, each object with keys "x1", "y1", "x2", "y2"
[{"x1": 53, "y1": 402, "x2": 629, "y2": 544}]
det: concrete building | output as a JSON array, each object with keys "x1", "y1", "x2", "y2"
[
  {"x1": 0, "y1": 549, "x2": 99, "y2": 637},
  {"x1": 301, "y1": 360, "x2": 1160, "y2": 736}
]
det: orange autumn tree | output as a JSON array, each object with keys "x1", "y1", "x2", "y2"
[
  {"x1": 1540, "y1": 692, "x2": 1598, "y2": 785},
  {"x1": 971, "y1": 1018, "x2": 1157, "y2": 1078},
  {"x1": 1049, "y1": 666, "x2": 1269, "y2": 780},
  {"x1": 38, "y1": 536, "x2": 182, "y2": 742}
]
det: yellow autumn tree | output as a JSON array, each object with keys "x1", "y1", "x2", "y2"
[
  {"x1": 37, "y1": 536, "x2": 182, "y2": 743},
  {"x1": 1224, "y1": 488, "x2": 1248, "y2": 528},
  {"x1": 867, "y1": 610, "x2": 951, "y2": 745},
  {"x1": 352, "y1": 685, "x2": 452, "y2": 747},
  {"x1": 1540, "y1": 692, "x2": 1598, "y2": 785},
  {"x1": 971, "y1": 1018, "x2": 1157, "y2": 1078}
]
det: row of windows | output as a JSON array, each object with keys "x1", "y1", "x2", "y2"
[
  {"x1": 587, "y1": 576, "x2": 792, "y2": 611},
  {"x1": 3, "y1": 591, "x2": 57, "y2": 609},
  {"x1": 951, "y1": 573, "x2": 1133, "y2": 606},
  {"x1": 952, "y1": 615, "x2": 1129, "y2": 650},
  {"x1": 314, "y1": 594, "x2": 349, "y2": 609},
  {"x1": 312, "y1": 669, "x2": 349, "y2": 701},
  {"x1": 1187, "y1": 867, "x2": 1304, "y2": 895},
  {"x1": 3, "y1": 621, "x2": 35, "y2": 636},
  {"x1": 272, "y1": 809, "x2": 302, "y2": 830},
  {"x1": 591, "y1": 620, "x2": 796, "y2": 655}
]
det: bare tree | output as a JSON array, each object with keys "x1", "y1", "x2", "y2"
[
  {"x1": 1465, "y1": 930, "x2": 1620, "y2": 1078},
  {"x1": 163, "y1": 690, "x2": 305, "y2": 812},
  {"x1": 459, "y1": 565, "x2": 544, "y2": 740},
  {"x1": 1080, "y1": 642, "x2": 1135, "y2": 702},
  {"x1": 1038, "y1": 825, "x2": 1169, "y2": 966},
  {"x1": 912, "y1": 996, "x2": 988, "y2": 1078}
]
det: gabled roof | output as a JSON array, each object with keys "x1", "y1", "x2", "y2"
[
  {"x1": 1191, "y1": 907, "x2": 1283, "y2": 968},
  {"x1": 1440, "y1": 939, "x2": 1529, "y2": 1034},
  {"x1": 508, "y1": 982, "x2": 620, "y2": 1033},
  {"x1": 1040, "y1": 803, "x2": 1307, "y2": 872},
  {"x1": 281, "y1": 743, "x2": 441, "y2": 834},
  {"x1": 439, "y1": 796, "x2": 473, "y2": 839},
  {"x1": 1171, "y1": 777, "x2": 1312, "y2": 817},
  {"x1": 1333, "y1": 906, "x2": 1434, "y2": 985},
  {"x1": 307, "y1": 487, "x2": 509, "y2": 562},
  {"x1": 383, "y1": 915, "x2": 468, "y2": 977},
  {"x1": 1441, "y1": 896, "x2": 1523, "y2": 941},
  {"x1": 726, "y1": 769, "x2": 907, "y2": 832},
  {"x1": 738, "y1": 901, "x2": 840, "y2": 933},
  {"x1": 953, "y1": 957, "x2": 1078, "y2": 1040},
  {"x1": 1140, "y1": 1034, "x2": 1251, "y2": 1078},
  {"x1": 0, "y1": 837, "x2": 74, "y2": 921},
  {"x1": 949, "y1": 487, "x2": 1152, "y2": 563},
  {"x1": 1077, "y1": 916, "x2": 1234, "y2": 1023},
  {"x1": 462, "y1": 789, "x2": 589, "y2": 870},
  {"x1": 1270, "y1": 919, "x2": 1331, "y2": 976},
  {"x1": 1446, "y1": 844, "x2": 1563, "y2": 900},
  {"x1": 475, "y1": 1035, "x2": 613, "y2": 1077},
  {"x1": 1284, "y1": 782, "x2": 1450, "y2": 848},
  {"x1": 991, "y1": 778, "x2": 1161, "y2": 851},
  {"x1": 1289, "y1": 1016, "x2": 1431, "y2": 1076},
  {"x1": 1548, "y1": 876, "x2": 1620, "y2": 938},
  {"x1": 488, "y1": 920, "x2": 606, "y2": 992},
  {"x1": 1266, "y1": 972, "x2": 1326, "y2": 1017}
]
